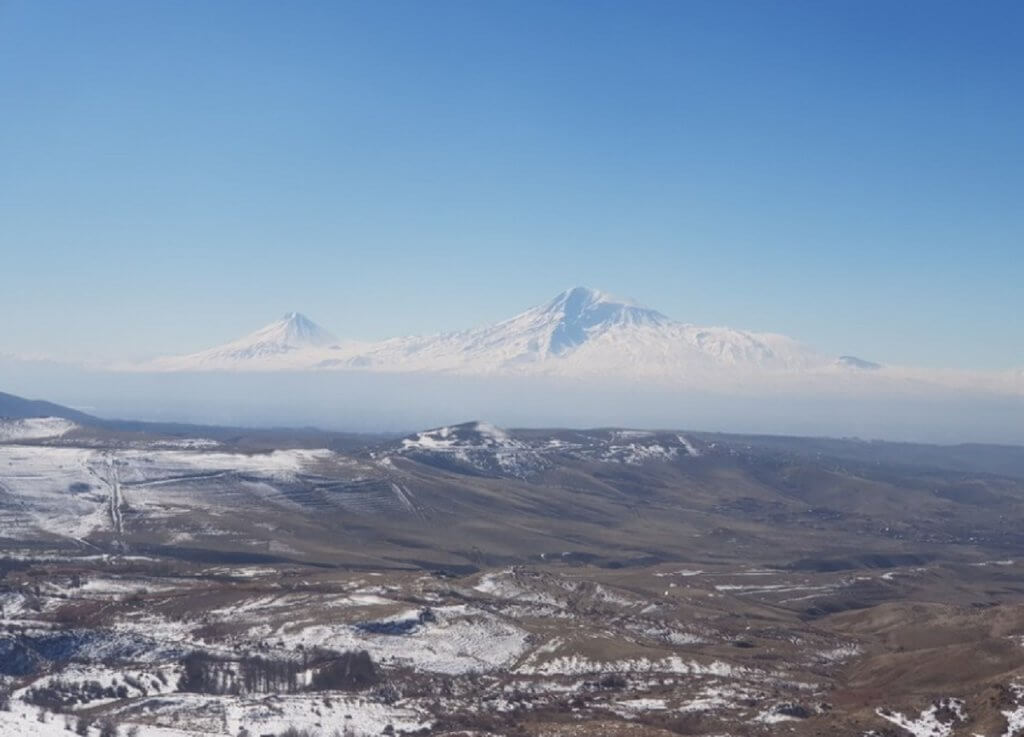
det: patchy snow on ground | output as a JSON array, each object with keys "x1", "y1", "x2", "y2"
[
  {"x1": 628, "y1": 623, "x2": 707, "y2": 647},
  {"x1": 153, "y1": 438, "x2": 220, "y2": 450},
  {"x1": 400, "y1": 422, "x2": 516, "y2": 453},
  {"x1": 223, "y1": 692, "x2": 431, "y2": 736},
  {"x1": 596, "y1": 441, "x2": 679, "y2": 465},
  {"x1": 40, "y1": 575, "x2": 179, "y2": 599},
  {"x1": 610, "y1": 697, "x2": 667, "y2": 717},
  {"x1": 676, "y1": 434, "x2": 702, "y2": 457},
  {"x1": 472, "y1": 570, "x2": 565, "y2": 608},
  {"x1": 654, "y1": 569, "x2": 704, "y2": 578},
  {"x1": 394, "y1": 423, "x2": 549, "y2": 478},
  {"x1": 242, "y1": 604, "x2": 530, "y2": 675},
  {"x1": 1000, "y1": 684, "x2": 1024, "y2": 737},
  {"x1": 754, "y1": 708, "x2": 799, "y2": 724},
  {"x1": 816, "y1": 644, "x2": 862, "y2": 664},
  {"x1": 388, "y1": 423, "x2": 700, "y2": 474},
  {"x1": 676, "y1": 684, "x2": 759, "y2": 713},
  {"x1": 0, "y1": 701, "x2": 177, "y2": 737},
  {"x1": 519, "y1": 655, "x2": 750, "y2": 678},
  {"x1": 16, "y1": 662, "x2": 182, "y2": 707},
  {"x1": 971, "y1": 559, "x2": 1015, "y2": 567},
  {"x1": 875, "y1": 698, "x2": 966, "y2": 737},
  {"x1": 0, "y1": 418, "x2": 77, "y2": 442},
  {"x1": 0, "y1": 695, "x2": 203, "y2": 737},
  {"x1": 114, "y1": 691, "x2": 430, "y2": 736},
  {"x1": 714, "y1": 582, "x2": 835, "y2": 595},
  {"x1": 0, "y1": 444, "x2": 337, "y2": 540},
  {"x1": 205, "y1": 590, "x2": 397, "y2": 621}
]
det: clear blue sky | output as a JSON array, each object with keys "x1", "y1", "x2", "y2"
[{"x1": 2, "y1": 1, "x2": 1021, "y2": 368}]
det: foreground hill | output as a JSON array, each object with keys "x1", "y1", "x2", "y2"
[
  {"x1": 4, "y1": 408, "x2": 1024, "y2": 735},
  {"x1": 0, "y1": 391, "x2": 98, "y2": 425},
  {"x1": 4, "y1": 416, "x2": 1024, "y2": 571}
]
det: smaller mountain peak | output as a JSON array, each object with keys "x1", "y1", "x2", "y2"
[{"x1": 262, "y1": 312, "x2": 337, "y2": 348}]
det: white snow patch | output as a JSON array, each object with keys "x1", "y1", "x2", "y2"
[
  {"x1": 875, "y1": 698, "x2": 967, "y2": 737},
  {"x1": 0, "y1": 418, "x2": 77, "y2": 442}
]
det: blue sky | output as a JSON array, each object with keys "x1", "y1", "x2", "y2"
[{"x1": 2, "y1": 0, "x2": 1021, "y2": 368}]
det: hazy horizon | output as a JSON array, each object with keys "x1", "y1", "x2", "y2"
[
  {"x1": 2, "y1": 357, "x2": 1021, "y2": 446},
  {"x1": 3, "y1": 1, "x2": 1022, "y2": 445}
]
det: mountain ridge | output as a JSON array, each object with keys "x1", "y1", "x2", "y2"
[
  {"x1": 0, "y1": 391, "x2": 98, "y2": 424},
  {"x1": 143, "y1": 286, "x2": 858, "y2": 379}
]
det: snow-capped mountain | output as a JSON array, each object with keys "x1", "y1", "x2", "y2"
[
  {"x1": 142, "y1": 287, "x2": 854, "y2": 380},
  {"x1": 314, "y1": 286, "x2": 827, "y2": 378},
  {"x1": 148, "y1": 312, "x2": 340, "y2": 371}
]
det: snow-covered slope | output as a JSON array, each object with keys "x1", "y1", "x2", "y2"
[
  {"x1": 148, "y1": 312, "x2": 342, "y2": 371},
  {"x1": 385, "y1": 421, "x2": 548, "y2": 478},
  {"x1": 316, "y1": 286, "x2": 827, "y2": 377},
  {"x1": 376, "y1": 420, "x2": 704, "y2": 478},
  {"x1": 145, "y1": 288, "x2": 841, "y2": 381},
  {"x1": 0, "y1": 417, "x2": 77, "y2": 442}
]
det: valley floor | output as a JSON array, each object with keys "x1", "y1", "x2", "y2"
[
  {"x1": 4, "y1": 420, "x2": 1024, "y2": 735},
  {"x1": 4, "y1": 549, "x2": 1024, "y2": 736}
]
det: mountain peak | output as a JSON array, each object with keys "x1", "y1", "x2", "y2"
[
  {"x1": 147, "y1": 312, "x2": 339, "y2": 369},
  {"x1": 541, "y1": 287, "x2": 668, "y2": 355},
  {"x1": 266, "y1": 312, "x2": 337, "y2": 348},
  {"x1": 551, "y1": 286, "x2": 630, "y2": 308}
]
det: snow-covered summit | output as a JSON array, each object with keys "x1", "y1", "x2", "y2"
[
  {"x1": 237, "y1": 312, "x2": 338, "y2": 354},
  {"x1": 526, "y1": 286, "x2": 670, "y2": 356},
  {"x1": 148, "y1": 312, "x2": 339, "y2": 370},
  {"x1": 275, "y1": 312, "x2": 338, "y2": 347}
]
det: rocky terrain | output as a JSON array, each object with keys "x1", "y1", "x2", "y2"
[{"x1": 3, "y1": 398, "x2": 1024, "y2": 736}]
